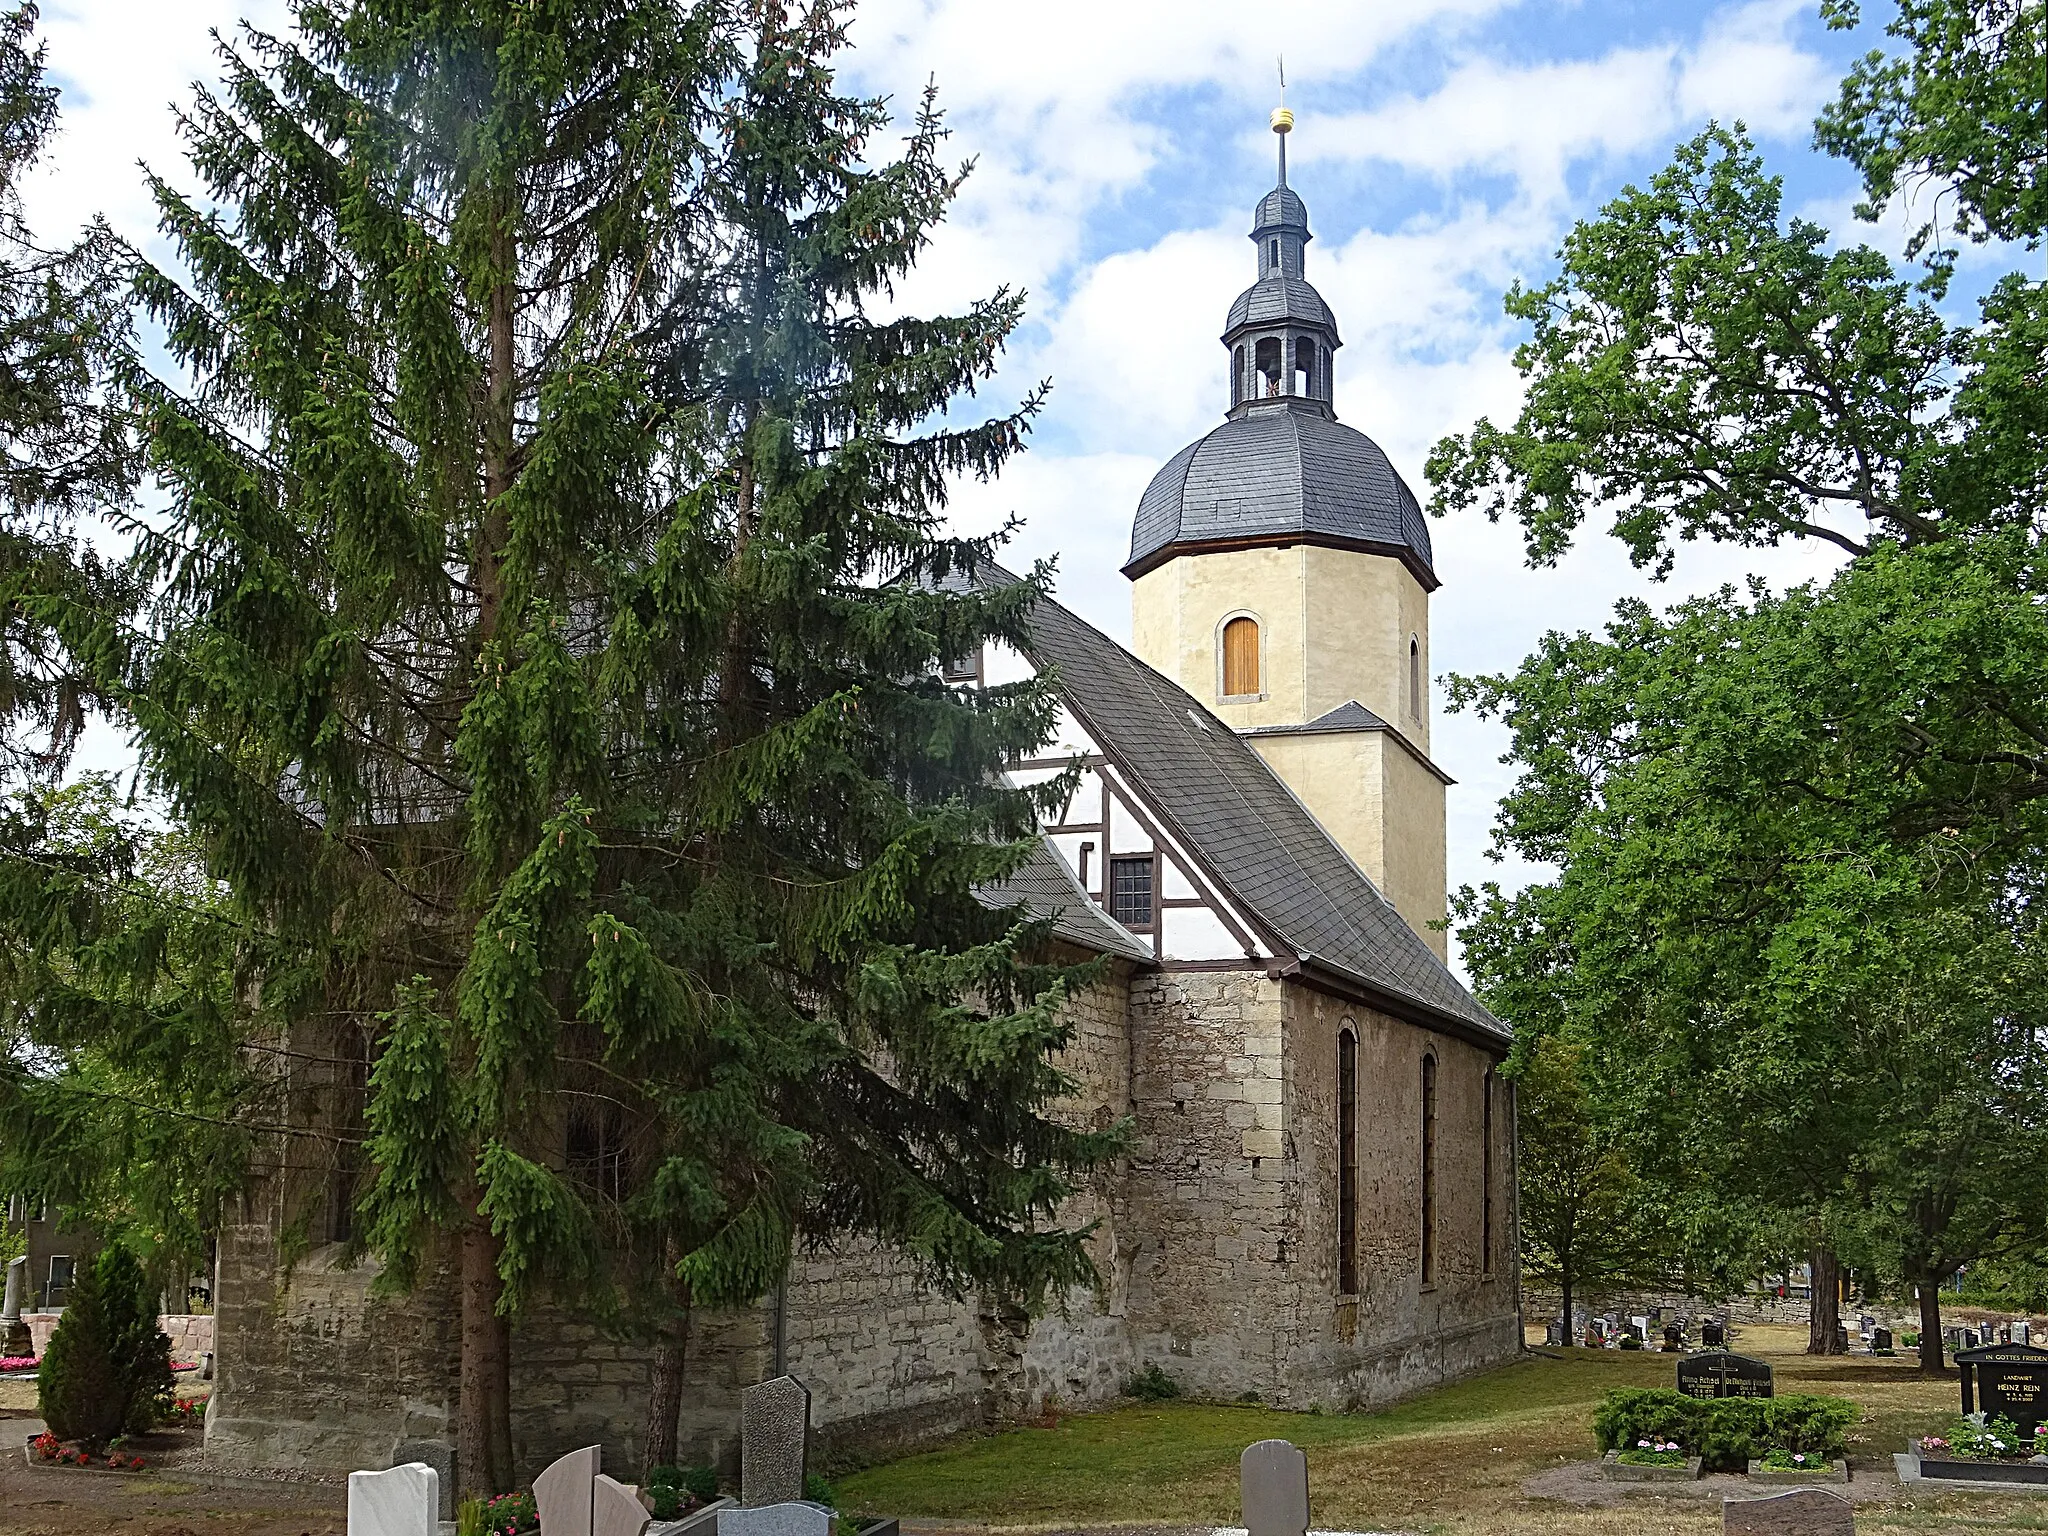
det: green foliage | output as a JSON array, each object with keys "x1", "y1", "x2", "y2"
[
  {"x1": 117, "y1": 0, "x2": 1122, "y2": 1493},
  {"x1": 93, "y1": 1244, "x2": 173, "y2": 1433},
  {"x1": 1935, "y1": 1412, "x2": 2038, "y2": 1459},
  {"x1": 457, "y1": 1496, "x2": 488, "y2": 1536},
  {"x1": 483, "y1": 1492, "x2": 536, "y2": 1533},
  {"x1": 645, "y1": 1486, "x2": 682, "y2": 1521},
  {"x1": 1818, "y1": 0, "x2": 2048, "y2": 265},
  {"x1": 1594, "y1": 1389, "x2": 1857, "y2": 1470},
  {"x1": 1124, "y1": 1363, "x2": 1183, "y2": 1402},
  {"x1": 802, "y1": 1473, "x2": 837, "y2": 1509},
  {"x1": 35, "y1": 1253, "x2": 122, "y2": 1444}
]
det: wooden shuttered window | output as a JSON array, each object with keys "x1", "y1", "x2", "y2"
[{"x1": 1222, "y1": 616, "x2": 1260, "y2": 697}]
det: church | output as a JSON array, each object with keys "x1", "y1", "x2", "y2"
[{"x1": 204, "y1": 111, "x2": 1519, "y2": 1481}]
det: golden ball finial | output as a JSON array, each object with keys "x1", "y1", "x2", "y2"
[{"x1": 1271, "y1": 106, "x2": 1294, "y2": 134}]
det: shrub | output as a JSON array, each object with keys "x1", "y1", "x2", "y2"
[
  {"x1": 681, "y1": 1465, "x2": 717, "y2": 1502},
  {"x1": 484, "y1": 1490, "x2": 537, "y2": 1533},
  {"x1": 802, "y1": 1473, "x2": 836, "y2": 1508},
  {"x1": 457, "y1": 1495, "x2": 487, "y2": 1536},
  {"x1": 37, "y1": 1258, "x2": 124, "y2": 1445},
  {"x1": 93, "y1": 1246, "x2": 174, "y2": 1433},
  {"x1": 1593, "y1": 1389, "x2": 1697, "y2": 1453},
  {"x1": 1124, "y1": 1362, "x2": 1182, "y2": 1402},
  {"x1": 646, "y1": 1487, "x2": 682, "y2": 1521},
  {"x1": 1593, "y1": 1390, "x2": 1856, "y2": 1472}
]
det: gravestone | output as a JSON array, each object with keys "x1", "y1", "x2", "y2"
[
  {"x1": 1678, "y1": 1352, "x2": 1775, "y2": 1400},
  {"x1": 591, "y1": 1475, "x2": 647, "y2": 1536},
  {"x1": 1859, "y1": 1314, "x2": 1874, "y2": 1335},
  {"x1": 741, "y1": 1375, "x2": 811, "y2": 1508},
  {"x1": 347, "y1": 1463, "x2": 439, "y2": 1536},
  {"x1": 1663, "y1": 1323, "x2": 1684, "y2": 1352},
  {"x1": 534, "y1": 1445, "x2": 602, "y2": 1536},
  {"x1": 1957, "y1": 1343, "x2": 2048, "y2": 1436},
  {"x1": 716, "y1": 1505, "x2": 833, "y2": 1536},
  {"x1": 1543, "y1": 1320, "x2": 1562, "y2": 1347},
  {"x1": 1703, "y1": 1319, "x2": 1727, "y2": 1350},
  {"x1": 2018, "y1": 1322, "x2": 2033, "y2": 1346},
  {"x1": 1872, "y1": 1327, "x2": 1893, "y2": 1353},
  {"x1": 1, "y1": 1255, "x2": 27, "y2": 1356},
  {"x1": 1721, "y1": 1488, "x2": 1854, "y2": 1536},
  {"x1": 1240, "y1": 1439, "x2": 1310, "y2": 1536}
]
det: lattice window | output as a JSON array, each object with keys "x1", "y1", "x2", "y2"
[{"x1": 1109, "y1": 856, "x2": 1154, "y2": 929}]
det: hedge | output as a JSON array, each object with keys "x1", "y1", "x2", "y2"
[{"x1": 1594, "y1": 1388, "x2": 1858, "y2": 1472}]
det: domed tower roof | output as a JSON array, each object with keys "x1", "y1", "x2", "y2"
[{"x1": 1124, "y1": 109, "x2": 1435, "y2": 589}]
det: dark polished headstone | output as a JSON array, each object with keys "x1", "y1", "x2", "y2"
[
  {"x1": 1957, "y1": 1343, "x2": 2048, "y2": 1436},
  {"x1": 1702, "y1": 1320, "x2": 1727, "y2": 1349},
  {"x1": 1679, "y1": 1352, "x2": 1775, "y2": 1400}
]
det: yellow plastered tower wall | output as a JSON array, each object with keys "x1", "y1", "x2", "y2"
[{"x1": 1122, "y1": 112, "x2": 1452, "y2": 958}]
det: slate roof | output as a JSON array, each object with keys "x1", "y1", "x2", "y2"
[
  {"x1": 983, "y1": 565, "x2": 1505, "y2": 1045},
  {"x1": 1125, "y1": 403, "x2": 1438, "y2": 588},
  {"x1": 1245, "y1": 701, "x2": 1456, "y2": 786},
  {"x1": 1253, "y1": 184, "x2": 1309, "y2": 235},
  {"x1": 979, "y1": 836, "x2": 1155, "y2": 964},
  {"x1": 1224, "y1": 274, "x2": 1339, "y2": 340}
]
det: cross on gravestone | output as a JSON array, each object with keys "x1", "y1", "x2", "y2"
[
  {"x1": 534, "y1": 1445, "x2": 602, "y2": 1536},
  {"x1": 1721, "y1": 1487, "x2": 1855, "y2": 1536},
  {"x1": 1678, "y1": 1352, "x2": 1775, "y2": 1400},
  {"x1": 717, "y1": 1504, "x2": 834, "y2": 1536},
  {"x1": 592, "y1": 1475, "x2": 647, "y2": 1536},
  {"x1": 1241, "y1": 1439, "x2": 1309, "y2": 1536},
  {"x1": 741, "y1": 1375, "x2": 812, "y2": 1508},
  {"x1": 347, "y1": 1464, "x2": 440, "y2": 1536}
]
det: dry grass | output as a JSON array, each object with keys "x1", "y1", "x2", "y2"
[{"x1": 836, "y1": 1327, "x2": 2048, "y2": 1534}]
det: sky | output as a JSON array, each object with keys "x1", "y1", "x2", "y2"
[{"x1": 15, "y1": 0, "x2": 1973, "y2": 973}]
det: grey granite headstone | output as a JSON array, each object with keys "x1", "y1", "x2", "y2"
[
  {"x1": 347, "y1": 1463, "x2": 440, "y2": 1536},
  {"x1": 1722, "y1": 1488, "x2": 1854, "y2": 1536},
  {"x1": 592, "y1": 1474, "x2": 648, "y2": 1536},
  {"x1": 715, "y1": 1502, "x2": 833, "y2": 1536},
  {"x1": 740, "y1": 1375, "x2": 811, "y2": 1508},
  {"x1": 535, "y1": 1445, "x2": 603, "y2": 1536},
  {"x1": 391, "y1": 1441, "x2": 455, "y2": 1518},
  {"x1": 1240, "y1": 1438, "x2": 1309, "y2": 1536}
]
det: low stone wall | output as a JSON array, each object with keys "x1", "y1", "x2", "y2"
[{"x1": 17, "y1": 1311, "x2": 214, "y2": 1360}]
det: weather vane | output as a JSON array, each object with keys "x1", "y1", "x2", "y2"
[{"x1": 1272, "y1": 56, "x2": 1293, "y2": 186}]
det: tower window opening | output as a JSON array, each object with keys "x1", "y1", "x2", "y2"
[
  {"x1": 1420, "y1": 1054, "x2": 1437, "y2": 1286},
  {"x1": 1232, "y1": 345, "x2": 1246, "y2": 406},
  {"x1": 1270, "y1": 238, "x2": 1280, "y2": 271},
  {"x1": 1409, "y1": 635, "x2": 1423, "y2": 717},
  {"x1": 1338, "y1": 1027, "x2": 1359, "y2": 1295},
  {"x1": 1294, "y1": 337, "x2": 1316, "y2": 397},
  {"x1": 1255, "y1": 337, "x2": 1282, "y2": 398},
  {"x1": 1222, "y1": 615, "x2": 1260, "y2": 697}
]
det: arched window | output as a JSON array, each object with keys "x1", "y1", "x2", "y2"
[
  {"x1": 1254, "y1": 336, "x2": 1282, "y2": 397},
  {"x1": 1270, "y1": 238, "x2": 1280, "y2": 270},
  {"x1": 1420, "y1": 1054, "x2": 1437, "y2": 1285},
  {"x1": 1222, "y1": 615, "x2": 1260, "y2": 697},
  {"x1": 1294, "y1": 336, "x2": 1315, "y2": 397},
  {"x1": 1482, "y1": 1066, "x2": 1495, "y2": 1277},
  {"x1": 1338, "y1": 1026, "x2": 1359, "y2": 1295},
  {"x1": 1409, "y1": 635, "x2": 1422, "y2": 717}
]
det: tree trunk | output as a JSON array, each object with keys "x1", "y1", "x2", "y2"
[
  {"x1": 1918, "y1": 1277, "x2": 1947, "y2": 1374},
  {"x1": 459, "y1": 1214, "x2": 508, "y2": 1497},
  {"x1": 1560, "y1": 1274, "x2": 1574, "y2": 1348},
  {"x1": 489, "y1": 1307, "x2": 514, "y2": 1493},
  {"x1": 643, "y1": 1292, "x2": 692, "y2": 1473},
  {"x1": 1808, "y1": 1245, "x2": 1845, "y2": 1355}
]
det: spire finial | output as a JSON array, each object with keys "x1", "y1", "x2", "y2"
[{"x1": 1270, "y1": 57, "x2": 1293, "y2": 187}]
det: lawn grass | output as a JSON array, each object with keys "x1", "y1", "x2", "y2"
[{"x1": 834, "y1": 1326, "x2": 2048, "y2": 1534}]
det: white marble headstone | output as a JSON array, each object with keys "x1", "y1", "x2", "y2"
[
  {"x1": 536, "y1": 1446, "x2": 603, "y2": 1536},
  {"x1": 716, "y1": 1501, "x2": 833, "y2": 1536},
  {"x1": 592, "y1": 1473, "x2": 649, "y2": 1536},
  {"x1": 348, "y1": 1463, "x2": 440, "y2": 1536}
]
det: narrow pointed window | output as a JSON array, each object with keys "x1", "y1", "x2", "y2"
[
  {"x1": 1409, "y1": 635, "x2": 1422, "y2": 717},
  {"x1": 1222, "y1": 616, "x2": 1260, "y2": 697},
  {"x1": 1482, "y1": 1067, "x2": 1495, "y2": 1277},
  {"x1": 1421, "y1": 1054, "x2": 1437, "y2": 1285},
  {"x1": 1338, "y1": 1027, "x2": 1359, "y2": 1295},
  {"x1": 1232, "y1": 345, "x2": 1246, "y2": 406}
]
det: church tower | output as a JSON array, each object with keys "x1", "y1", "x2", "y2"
[{"x1": 1126, "y1": 105, "x2": 1451, "y2": 957}]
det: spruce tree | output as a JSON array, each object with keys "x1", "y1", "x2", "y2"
[
  {"x1": 127, "y1": 0, "x2": 1118, "y2": 1491},
  {"x1": 36, "y1": 1253, "x2": 121, "y2": 1445}
]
